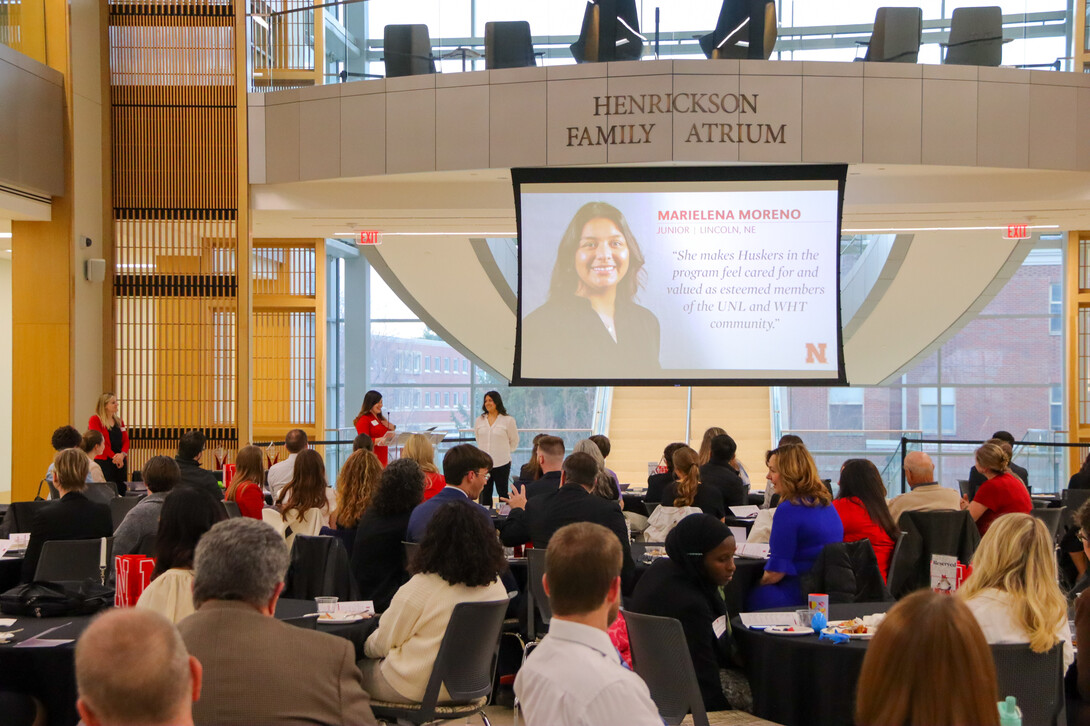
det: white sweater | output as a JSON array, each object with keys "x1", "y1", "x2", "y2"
[
  {"x1": 364, "y1": 572, "x2": 508, "y2": 701},
  {"x1": 963, "y1": 587, "x2": 1073, "y2": 669}
]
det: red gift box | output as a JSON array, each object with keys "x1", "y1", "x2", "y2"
[{"x1": 115, "y1": 555, "x2": 156, "y2": 607}]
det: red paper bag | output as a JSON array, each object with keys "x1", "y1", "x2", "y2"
[
  {"x1": 222, "y1": 463, "x2": 236, "y2": 492},
  {"x1": 115, "y1": 555, "x2": 156, "y2": 607}
]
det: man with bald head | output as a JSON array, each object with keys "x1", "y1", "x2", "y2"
[
  {"x1": 76, "y1": 609, "x2": 201, "y2": 726},
  {"x1": 888, "y1": 451, "x2": 962, "y2": 523}
]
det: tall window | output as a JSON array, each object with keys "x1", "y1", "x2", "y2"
[
  {"x1": 828, "y1": 388, "x2": 863, "y2": 430},
  {"x1": 919, "y1": 388, "x2": 956, "y2": 435}
]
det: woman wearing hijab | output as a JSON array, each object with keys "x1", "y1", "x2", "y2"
[{"x1": 629, "y1": 513, "x2": 743, "y2": 711}]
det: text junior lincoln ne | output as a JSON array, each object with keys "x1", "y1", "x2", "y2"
[{"x1": 565, "y1": 93, "x2": 788, "y2": 147}]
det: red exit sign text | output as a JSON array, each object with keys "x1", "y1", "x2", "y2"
[
  {"x1": 359, "y1": 230, "x2": 381, "y2": 245},
  {"x1": 1004, "y1": 224, "x2": 1029, "y2": 240}
]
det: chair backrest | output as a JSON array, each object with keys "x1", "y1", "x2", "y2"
[
  {"x1": 645, "y1": 501, "x2": 661, "y2": 516},
  {"x1": 991, "y1": 643, "x2": 1065, "y2": 726},
  {"x1": 957, "y1": 479, "x2": 971, "y2": 498},
  {"x1": 417, "y1": 599, "x2": 509, "y2": 716},
  {"x1": 866, "y1": 6, "x2": 923, "y2": 63},
  {"x1": 570, "y1": 0, "x2": 643, "y2": 63},
  {"x1": 625, "y1": 611, "x2": 709, "y2": 726},
  {"x1": 802, "y1": 539, "x2": 891, "y2": 603},
  {"x1": 7, "y1": 501, "x2": 50, "y2": 534},
  {"x1": 944, "y1": 5, "x2": 1003, "y2": 66},
  {"x1": 884, "y1": 530, "x2": 907, "y2": 588},
  {"x1": 1029, "y1": 506, "x2": 1064, "y2": 540},
  {"x1": 109, "y1": 496, "x2": 141, "y2": 531},
  {"x1": 282, "y1": 535, "x2": 356, "y2": 600},
  {"x1": 527, "y1": 547, "x2": 552, "y2": 625},
  {"x1": 1062, "y1": 488, "x2": 1090, "y2": 531},
  {"x1": 222, "y1": 500, "x2": 242, "y2": 518},
  {"x1": 383, "y1": 24, "x2": 436, "y2": 77},
  {"x1": 35, "y1": 537, "x2": 113, "y2": 581},
  {"x1": 403, "y1": 540, "x2": 419, "y2": 568},
  {"x1": 135, "y1": 532, "x2": 157, "y2": 557},
  {"x1": 890, "y1": 509, "x2": 980, "y2": 598},
  {"x1": 484, "y1": 21, "x2": 535, "y2": 69},
  {"x1": 700, "y1": 0, "x2": 776, "y2": 60}
]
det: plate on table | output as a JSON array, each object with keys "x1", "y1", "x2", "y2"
[
  {"x1": 764, "y1": 625, "x2": 814, "y2": 636},
  {"x1": 318, "y1": 613, "x2": 366, "y2": 624},
  {"x1": 822, "y1": 617, "x2": 882, "y2": 639}
]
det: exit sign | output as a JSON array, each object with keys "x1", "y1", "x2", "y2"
[
  {"x1": 359, "y1": 230, "x2": 381, "y2": 245},
  {"x1": 1005, "y1": 224, "x2": 1029, "y2": 240}
]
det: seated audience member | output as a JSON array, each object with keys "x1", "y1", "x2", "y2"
[
  {"x1": 515, "y1": 522, "x2": 662, "y2": 726},
  {"x1": 114, "y1": 456, "x2": 180, "y2": 555},
  {"x1": 224, "y1": 444, "x2": 265, "y2": 520},
  {"x1": 697, "y1": 426, "x2": 727, "y2": 467},
  {"x1": 407, "y1": 444, "x2": 492, "y2": 542},
  {"x1": 855, "y1": 590, "x2": 999, "y2": 726},
  {"x1": 762, "y1": 434, "x2": 804, "y2": 508},
  {"x1": 700, "y1": 433, "x2": 748, "y2": 508},
  {"x1": 330, "y1": 448, "x2": 383, "y2": 553},
  {"x1": 501, "y1": 452, "x2": 635, "y2": 593},
  {"x1": 274, "y1": 449, "x2": 330, "y2": 547},
  {"x1": 361, "y1": 500, "x2": 508, "y2": 702},
  {"x1": 574, "y1": 438, "x2": 619, "y2": 501},
  {"x1": 888, "y1": 451, "x2": 961, "y2": 522},
  {"x1": 517, "y1": 433, "x2": 547, "y2": 484},
  {"x1": 22, "y1": 448, "x2": 113, "y2": 582},
  {"x1": 136, "y1": 487, "x2": 226, "y2": 623},
  {"x1": 352, "y1": 458, "x2": 425, "y2": 612},
  {"x1": 75, "y1": 609, "x2": 202, "y2": 726},
  {"x1": 966, "y1": 442, "x2": 1032, "y2": 536},
  {"x1": 589, "y1": 434, "x2": 622, "y2": 492},
  {"x1": 661, "y1": 445, "x2": 726, "y2": 519},
  {"x1": 79, "y1": 430, "x2": 109, "y2": 485},
  {"x1": 267, "y1": 428, "x2": 307, "y2": 501},
  {"x1": 967, "y1": 430, "x2": 1029, "y2": 498},
  {"x1": 523, "y1": 435, "x2": 564, "y2": 499},
  {"x1": 177, "y1": 519, "x2": 376, "y2": 725},
  {"x1": 631, "y1": 514, "x2": 744, "y2": 711},
  {"x1": 402, "y1": 433, "x2": 446, "y2": 501},
  {"x1": 746, "y1": 443, "x2": 842, "y2": 610},
  {"x1": 646, "y1": 442, "x2": 685, "y2": 504},
  {"x1": 834, "y1": 459, "x2": 899, "y2": 582},
  {"x1": 353, "y1": 433, "x2": 374, "y2": 452},
  {"x1": 1071, "y1": 499, "x2": 1090, "y2": 699},
  {"x1": 44, "y1": 425, "x2": 83, "y2": 490},
  {"x1": 174, "y1": 430, "x2": 223, "y2": 502},
  {"x1": 958, "y1": 513, "x2": 1072, "y2": 668}
]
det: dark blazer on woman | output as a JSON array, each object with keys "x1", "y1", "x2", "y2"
[
  {"x1": 351, "y1": 509, "x2": 412, "y2": 612},
  {"x1": 21, "y1": 491, "x2": 112, "y2": 582},
  {"x1": 661, "y1": 482, "x2": 726, "y2": 519},
  {"x1": 645, "y1": 472, "x2": 674, "y2": 503}
]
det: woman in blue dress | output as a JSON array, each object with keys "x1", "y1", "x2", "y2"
[{"x1": 746, "y1": 442, "x2": 843, "y2": 610}]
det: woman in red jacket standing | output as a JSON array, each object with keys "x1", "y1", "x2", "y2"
[
  {"x1": 354, "y1": 390, "x2": 396, "y2": 466},
  {"x1": 88, "y1": 392, "x2": 129, "y2": 494}
]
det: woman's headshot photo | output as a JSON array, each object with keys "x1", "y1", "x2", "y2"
[{"x1": 520, "y1": 201, "x2": 661, "y2": 378}]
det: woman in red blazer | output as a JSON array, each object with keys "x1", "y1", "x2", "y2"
[
  {"x1": 354, "y1": 390, "x2": 395, "y2": 466},
  {"x1": 88, "y1": 392, "x2": 129, "y2": 494},
  {"x1": 225, "y1": 445, "x2": 266, "y2": 519}
]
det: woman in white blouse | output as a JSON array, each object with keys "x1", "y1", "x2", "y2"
[
  {"x1": 958, "y1": 512, "x2": 1073, "y2": 669},
  {"x1": 473, "y1": 390, "x2": 518, "y2": 507}
]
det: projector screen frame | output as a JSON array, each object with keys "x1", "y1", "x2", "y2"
[{"x1": 511, "y1": 164, "x2": 849, "y2": 387}]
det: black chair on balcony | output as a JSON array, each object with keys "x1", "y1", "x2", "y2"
[
  {"x1": 699, "y1": 0, "x2": 778, "y2": 61},
  {"x1": 485, "y1": 21, "x2": 537, "y2": 69},
  {"x1": 856, "y1": 7, "x2": 923, "y2": 63},
  {"x1": 942, "y1": 6, "x2": 1008, "y2": 67},
  {"x1": 383, "y1": 24, "x2": 437, "y2": 78},
  {"x1": 571, "y1": 0, "x2": 645, "y2": 63}
]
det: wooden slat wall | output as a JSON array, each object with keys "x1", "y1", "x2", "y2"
[{"x1": 108, "y1": 0, "x2": 245, "y2": 472}]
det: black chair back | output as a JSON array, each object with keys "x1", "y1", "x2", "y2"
[
  {"x1": 222, "y1": 500, "x2": 242, "y2": 518},
  {"x1": 991, "y1": 643, "x2": 1065, "y2": 726},
  {"x1": 864, "y1": 6, "x2": 923, "y2": 63},
  {"x1": 383, "y1": 24, "x2": 436, "y2": 77},
  {"x1": 699, "y1": 0, "x2": 776, "y2": 61},
  {"x1": 282, "y1": 535, "x2": 356, "y2": 600},
  {"x1": 802, "y1": 539, "x2": 891, "y2": 604},
  {"x1": 109, "y1": 496, "x2": 141, "y2": 530},
  {"x1": 35, "y1": 537, "x2": 113, "y2": 581},
  {"x1": 5, "y1": 501, "x2": 50, "y2": 534},
  {"x1": 944, "y1": 5, "x2": 1004, "y2": 67},
  {"x1": 625, "y1": 611, "x2": 709, "y2": 726},
  {"x1": 484, "y1": 21, "x2": 535, "y2": 69},
  {"x1": 883, "y1": 530, "x2": 907, "y2": 589},
  {"x1": 1029, "y1": 506, "x2": 1064, "y2": 541},
  {"x1": 527, "y1": 547, "x2": 552, "y2": 625},
  {"x1": 958, "y1": 479, "x2": 972, "y2": 498},
  {"x1": 570, "y1": 0, "x2": 644, "y2": 63},
  {"x1": 1062, "y1": 488, "x2": 1090, "y2": 531},
  {"x1": 403, "y1": 540, "x2": 419, "y2": 570},
  {"x1": 889, "y1": 509, "x2": 980, "y2": 598}
]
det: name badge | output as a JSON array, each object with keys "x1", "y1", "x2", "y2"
[{"x1": 712, "y1": 615, "x2": 727, "y2": 639}]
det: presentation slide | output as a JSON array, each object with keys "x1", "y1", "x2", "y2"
[{"x1": 513, "y1": 166, "x2": 846, "y2": 385}]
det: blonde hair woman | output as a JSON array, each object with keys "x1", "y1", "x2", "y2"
[
  {"x1": 88, "y1": 392, "x2": 129, "y2": 493},
  {"x1": 746, "y1": 443, "x2": 842, "y2": 610},
  {"x1": 967, "y1": 442, "x2": 1032, "y2": 536},
  {"x1": 958, "y1": 513, "x2": 1072, "y2": 668},
  {"x1": 402, "y1": 434, "x2": 445, "y2": 501},
  {"x1": 225, "y1": 445, "x2": 265, "y2": 519}
]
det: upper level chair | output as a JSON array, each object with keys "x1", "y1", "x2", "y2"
[
  {"x1": 857, "y1": 7, "x2": 922, "y2": 63},
  {"x1": 699, "y1": 0, "x2": 778, "y2": 61},
  {"x1": 369, "y1": 599, "x2": 509, "y2": 726},
  {"x1": 570, "y1": 0, "x2": 644, "y2": 63},
  {"x1": 383, "y1": 24, "x2": 437, "y2": 78},
  {"x1": 991, "y1": 643, "x2": 1065, "y2": 726},
  {"x1": 485, "y1": 21, "x2": 536, "y2": 70},
  {"x1": 625, "y1": 610, "x2": 710, "y2": 726},
  {"x1": 35, "y1": 537, "x2": 113, "y2": 582},
  {"x1": 942, "y1": 6, "x2": 1008, "y2": 67}
]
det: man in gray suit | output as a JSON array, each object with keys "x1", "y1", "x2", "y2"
[{"x1": 178, "y1": 519, "x2": 376, "y2": 726}]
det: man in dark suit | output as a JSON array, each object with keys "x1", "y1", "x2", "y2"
[
  {"x1": 174, "y1": 430, "x2": 223, "y2": 502},
  {"x1": 966, "y1": 432, "x2": 1030, "y2": 499},
  {"x1": 524, "y1": 436, "x2": 564, "y2": 500},
  {"x1": 178, "y1": 519, "x2": 376, "y2": 726},
  {"x1": 645, "y1": 442, "x2": 686, "y2": 503},
  {"x1": 700, "y1": 433, "x2": 748, "y2": 508},
  {"x1": 22, "y1": 448, "x2": 113, "y2": 581},
  {"x1": 406, "y1": 444, "x2": 493, "y2": 541},
  {"x1": 502, "y1": 452, "x2": 635, "y2": 592}
]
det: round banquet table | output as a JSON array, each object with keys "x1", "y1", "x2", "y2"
[
  {"x1": 733, "y1": 602, "x2": 890, "y2": 726},
  {"x1": 273, "y1": 598, "x2": 380, "y2": 660},
  {"x1": 0, "y1": 613, "x2": 90, "y2": 726},
  {"x1": 0, "y1": 554, "x2": 22, "y2": 592}
]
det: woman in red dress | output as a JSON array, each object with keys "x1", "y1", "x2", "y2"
[
  {"x1": 354, "y1": 390, "x2": 396, "y2": 466},
  {"x1": 967, "y1": 442, "x2": 1032, "y2": 536},
  {"x1": 834, "y1": 459, "x2": 899, "y2": 582},
  {"x1": 225, "y1": 445, "x2": 265, "y2": 519}
]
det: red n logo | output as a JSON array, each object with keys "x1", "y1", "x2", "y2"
[{"x1": 805, "y1": 343, "x2": 827, "y2": 364}]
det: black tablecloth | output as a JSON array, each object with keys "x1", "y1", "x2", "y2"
[
  {"x1": 733, "y1": 602, "x2": 890, "y2": 726},
  {"x1": 273, "y1": 598, "x2": 379, "y2": 660},
  {"x1": 0, "y1": 555, "x2": 22, "y2": 592},
  {"x1": 0, "y1": 614, "x2": 90, "y2": 726}
]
